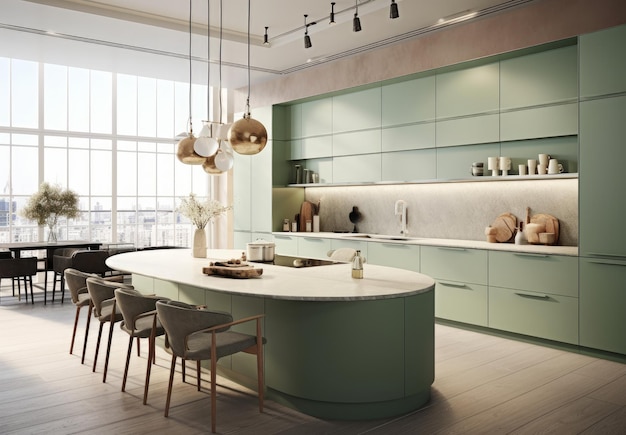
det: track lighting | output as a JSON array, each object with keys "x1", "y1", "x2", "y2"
[
  {"x1": 353, "y1": 0, "x2": 362, "y2": 32},
  {"x1": 329, "y1": 2, "x2": 336, "y2": 24},
  {"x1": 304, "y1": 14, "x2": 312, "y2": 48},
  {"x1": 263, "y1": 26, "x2": 269, "y2": 44},
  {"x1": 390, "y1": 0, "x2": 399, "y2": 19}
]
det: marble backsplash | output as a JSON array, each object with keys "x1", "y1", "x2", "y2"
[{"x1": 304, "y1": 178, "x2": 578, "y2": 246}]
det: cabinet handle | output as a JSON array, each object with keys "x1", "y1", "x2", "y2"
[
  {"x1": 514, "y1": 292, "x2": 551, "y2": 300},
  {"x1": 438, "y1": 247, "x2": 467, "y2": 252},
  {"x1": 587, "y1": 259, "x2": 626, "y2": 267},
  {"x1": 438, "y1": 280, "x2": 467, "y2": 288},
  {"x1": 303, "y1": 237, "x2": 323, "y2": 242},
  {"x1": 513, "y1": 253, "x2": 549, "y2": 258},
  {"x1": 588, "y1": 252, "x2": 626, "y2": 260}
]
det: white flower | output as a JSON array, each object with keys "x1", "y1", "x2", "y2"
[{"x1": 177, "y1": 193, "x2": 231, "y2": 229}]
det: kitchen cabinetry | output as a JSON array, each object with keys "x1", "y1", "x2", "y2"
[
  {"x1": 297, "y1": 237, "x2": 331, "y2": 259},
  {"x1": 273, "y1": 234, "x2": 298, "y2": 256},
  {"x1": 332, "y1": 87, "x2": 381, "y2": 133},
  {"x1": 421, "y1": 246, "x2": 488, "y2": 326},
  {"x1": 367, "y1": 242, "x2": 420, "y2": 272},
  {"x1": 382, "y1": 76, "x2": 435, "y2": 127},
  {"x1": 579, "y1": 258, "x2": 626, "y2": 354},
  {"x1": 488, "y1": 251, "x2": 578, "y2": 344},
  {"x1": 435, "y1": 63, "x2": 500, "y2": 118},
  {"x1": 578, "y1": 24, "x2": 626, "y2": 355}
]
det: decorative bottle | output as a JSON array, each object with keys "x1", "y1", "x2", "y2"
[
  {"x1": 515, "y1": 222, "x2": 526, "y2": 245},
  {"x1": 352, "y1": 250, "x2": 364, "y2": 279}
]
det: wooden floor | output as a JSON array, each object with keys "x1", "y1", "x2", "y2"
[{"x1": 1, "y1": 283, "x2": 626, "y2": 435}]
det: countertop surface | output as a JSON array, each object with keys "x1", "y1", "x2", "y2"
[
  {"x1": 273, "y1": 232, "x2": 579, "y2": 256},
  {"x1": 106, "y1": 248, "x2": 435, "y2": 301}
]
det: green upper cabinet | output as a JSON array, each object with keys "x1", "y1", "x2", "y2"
[
  {"x1": 500, "y1": 45, "x2": 578, "y2": 109},
  {"x1": 381, "y1": 76, "x2": 436, "y2": 127},
  {"x1": 288, "y1": 104, "x2": 302, "y2": 139},
  {"x1": 333, "y1": 130, "x2": 381, "y2": 156},
  {"x1": 580, "y1": 24, "x2": 626, "y2": 98},
  {"x1": 436, "y1": 63, "x2": 499, "y2": 118},
  {"x1": 302, "y1": 99, "x2": 332, "y2": 137},
  {"x1": 332, "y1": 87, "x2": 381, "y2": 134}
]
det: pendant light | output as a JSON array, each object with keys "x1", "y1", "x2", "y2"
[
  {"x1": 228, "y1": 0, "x2": 268, "y2": 155},
  {"x1": 194, "y1": 0, "x2": 219, "y2": 158},
  {"x1": 390, "y1": 0, "x2": 400, "y2": 19},
  {"x1": 176, "y1": 0, "x2": 204, "y2": 165},
  {"x1": 353, "y1": 0, "x2": 362, "y2": 32},
  {"x1": 304, "y1": 15, "x2": 312, "y2": 49},
  {"x1": 329, "y1": 2, "x2": 336, "y2": 24}
]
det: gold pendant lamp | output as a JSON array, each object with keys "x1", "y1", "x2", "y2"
[
  {"x1": 176, "y1": 0, "x2": 204, "y2": 165},
  {"x1": 229, "y1": 0, "x2": 268, "y2": 155}
]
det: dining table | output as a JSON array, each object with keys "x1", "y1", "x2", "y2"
[{"x1": 0, "y1": 240, "x2": 102, "y2": 270}]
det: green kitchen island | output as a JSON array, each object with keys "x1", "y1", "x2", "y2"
[{"x1": 106, "y1": 248, "x2": 435, "y2": 420}]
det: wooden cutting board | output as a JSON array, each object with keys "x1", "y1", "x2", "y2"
[
  {"x1": 491, "y1": 212, "x2": 517, "y2": 243},
  {"x1": 530, "y1": 213, "x2": 560, "y2": 244},
  {"x1": 299, "y1": 201, "x2": 317, "y2": 232},
  {"x1": 202, "y1": 262, "x2": 263, "y2": 278}
]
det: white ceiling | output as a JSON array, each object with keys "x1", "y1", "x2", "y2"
[{"x1": 19, "y1": 0, "x2": 532, "y2": 89}]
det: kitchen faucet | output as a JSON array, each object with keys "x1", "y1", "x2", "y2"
[{"x1": 395, "y1": 200, "x2": 407, "y2": 235}]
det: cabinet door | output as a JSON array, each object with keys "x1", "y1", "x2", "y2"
[
  {"x1": 580, "y1": 24, "x2": 626, "y2": 98},
  {"x1": 332, "y1": 154, "x2": 381, "y2": 183},
  {"x1": 302, "y1": 136, "x2": 332, "y2": 159},
  {"x1": 332, "y1": 88, "x2": 381, "y2": 133},
  {"x1": 367, "y1": 242, "x2": 420, "y2": 272},
  {"x1": 580, "y1": 257, "x2": 626, "y2": 355},
  {"x1": 233, "y1": 230, "x2": 252, "y2": 250},
  {"x1": 382, "y1": 76, "x2": 435, "y2": 127},
  {"x1": 421, "y1": 246, "x2": 487, "y2": 285},
  {"x1": 435, "y1": 281, "x2": 488, "y2": 326},
  {"x1": 330, "y1": 239, "x2": 368, "y2": 258},
  {"x1": 500, "y1": 103, "x2": 578, "y2": 142},
  {"x1": 436, "y1": 63, "x2": 499, "y2": 118},
  {"x1": 436, "y1": 114, "x2": 499, "y2": 147},
  {"x1": 382, "y1": 149, "x2": 436, "y2": 182},
  {"x1": 233, "y1": 153, "x2": 251, "y2": 231},
  {"x1": 500, "y1": 45, "x2": 578, "y2": 109},
  {"x1": 382, "y1": 123, "x2": 435, "y2": 152},
  {"x1": 250, "y1": 141, "x2": 273, "y2": 232},
  {"x1": 489, "y1": 251, "x2": 578, "y2": 297},
  {"x1": 302, "y1": 99, "x2": 332, "y2": 137},
  {"x1": 333, "y1": 130, "x2": 381, "y2": 156},
  {"x1": 580, "y1": 96, "x2": 626, "y2": 257},
  {"x1": 489, "y1": 286, "x2": 578, "y2": 345},
  {"x1": 273, "y1": 234, "x2": 298, "y2": 256},
  {"x1": 298, "y1": 237, "x2": 332, "y2": 259}
]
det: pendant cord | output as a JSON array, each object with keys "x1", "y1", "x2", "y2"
[
  {"x1": 206, "y1": 0, "x2": 210, "y2": 120},
  {"x1": 246, "y1": 0, "x2": 251, "y2": 115},
  {"x1": 187, "y1": 0, "x2": 193, "y2": 134},
  {"x1": 219, "y1": 0, "x2": 223, "y2": 124}
]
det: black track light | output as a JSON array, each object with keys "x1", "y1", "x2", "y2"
[
  {"x1": 329, "y1": 2, "x2": 336, "y2": 24},
  {"x1": 304, "y1": 14, "x2": 312, "y2": 48},
  {"x1": 263, "y1": 26, "x2": 269, "y2": 44},
  {"x1": 353, "y1": 0, "x2": 362, "y2": 32},
  {"x1": 390, "y1": 0, "x2": 399, "y2": 19}
]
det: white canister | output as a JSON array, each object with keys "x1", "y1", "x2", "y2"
[{"x1": 246, "y1": 239, "x2": 276, "y2": 262}]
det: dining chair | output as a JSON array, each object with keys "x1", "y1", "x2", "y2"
[
  {"x1": 155, "y1": 300, "x2": 266, "y2": 433},
  {"x1": 0, "y1": 256, "x2": 38, "y2": 304},
  {"x1": 53, "y1": 249, "x2": 112, "y2": 304},
  {"x1": 114, "y1": 287, "x2": 169, "y2": 404},
  {"x1": 86, "y1": 276, "x2": 132, "y2": 382}
]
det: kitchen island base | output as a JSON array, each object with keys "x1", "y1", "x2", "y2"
[{"x1": 132, "y1": 273, "x2": 434, "y2": 420}]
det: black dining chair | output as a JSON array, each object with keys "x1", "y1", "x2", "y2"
[{"x1": 0, "y1": 256, "x2": 38, "y2": 304}]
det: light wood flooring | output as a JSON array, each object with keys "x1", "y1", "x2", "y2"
[{"x1": 1, "y1": 284, "x2": 626, "y2": 434}]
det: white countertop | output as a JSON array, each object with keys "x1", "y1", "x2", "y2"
[
  {"x1": 106, "y1": 248, "x2": 435, "y2": 301},
  {"x1": 274, "y1": 232, "x2": 579, "y2": 256}
]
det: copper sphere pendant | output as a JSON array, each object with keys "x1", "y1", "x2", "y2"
[
  {"x1": 229, "y1": 116, "x2": 268, "y2": 155},
  {"x1": 176, "y1": 134, "x2": 205, "y2": 164},
  {"x1": 202, "y1": 154, "x2": 223, "y2": 175}
]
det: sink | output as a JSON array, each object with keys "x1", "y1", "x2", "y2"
[{"x1": 342, "y1": 234, "x2": 419, "y2": 241}]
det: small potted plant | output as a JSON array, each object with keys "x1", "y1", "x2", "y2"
[
  {"x1": 177, "y1": 193, "x2": 231, "y2": 258},
  {"x1": 20, "y1": 182, "x2": 81, "y2": 242}
]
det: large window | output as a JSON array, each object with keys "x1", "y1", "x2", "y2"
[{"x1": 0, "y1": 57, "x2": 217, "y2": 248}]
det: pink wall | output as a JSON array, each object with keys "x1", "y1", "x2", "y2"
[{"x1": 238, "y1": 0, "x2": 626, "y2": 109}]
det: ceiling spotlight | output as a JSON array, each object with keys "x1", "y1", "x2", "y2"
[
  {"x1": 329, "y1": 2, "x2": 336, "y2": 24},
  {"x1": 304, "y1": 14, "x2": 312, "y2": 48},
  {"x1": 353, "y1": 0, "x2": 362, "y2": 32},
  {"x1": 263, "y1": 26, "x2": 269, "y2": 44},
  {"x1": 390, "y1": 0, "x2": 399, "y2": 19}
]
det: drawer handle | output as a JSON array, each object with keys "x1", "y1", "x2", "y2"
[
  {"x1": 514, "y1": 292, "x2": 551, "y2": 300},
  {"x1": 439, "y1": 280, "x2": 467, "y2": 288},
  {"x1": 303, "y1": 238, "x2": 323, "y2": 242},
  {"x1": 513, "y1": 253, "x2": 549, "y2": 258},
  {"x1": 587, "y1": 259, "x2": 626, "y2": 267},
  {"x1": 438, "y1": 247, "x2": 467, "y2": 252},
  {"x1": 588, "y1": 252, "x2": 626, "y2": 259}
]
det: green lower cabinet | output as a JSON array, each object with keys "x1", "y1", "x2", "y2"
[
  {"x1": 489, "y1": 286, "x2": 578, "y2": 345},
  {"x1": 273, "y1": 234, "x2": 298, "y2": 256},
  {"x1": 367, "y1": 242, "x2": 420, "y2": 272},
  {"x1": 434, "y1": 281, "x2": 488, "y2": 326},
  {"x1": 298, "y1": 237, "x2": 331, "y2": 259},
  {"x1": 580, "y1": 257, "x2": 626, "y2": 355}
]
